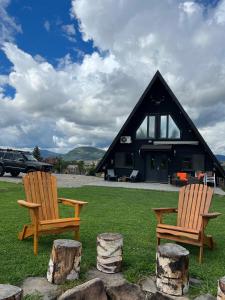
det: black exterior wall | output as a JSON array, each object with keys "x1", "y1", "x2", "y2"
[{"x1": 96, "y1": 71, "x2": 225, "y2": 183}]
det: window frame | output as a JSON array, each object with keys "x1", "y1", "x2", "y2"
[
  {"x1": 136, "y1": 115, "x2": 156, "y2": 139},
  {"x1": 136, "y1": 114, "x2": 181, "y2": 140},
  {"x1": 159, "y1": 114, "x2": 180, "y2": 140}
]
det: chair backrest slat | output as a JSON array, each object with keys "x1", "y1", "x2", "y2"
[
  {"x1": 177, "y1": 184, "x2": 213, "y2": 230},
  {"x1": 23, "y1": 171, "x2": 59, "y2": 221},
  {"x1": 184, "y1": 184, "x2": 195, "y2": 228},
  {"x1": 130, "y1": 170, "x2": 138, "y2": 178},
  {"x1": 178, "y1": 185, "x2": 190, "y2": 227},
  {"x1": 107, "y1": 169, "x2": 115, "y2": 176},
  {"x1": 188, "y1": 184, "x2": 200, "y2": 228},
  {"x1": 177, "y1": 186, "x2": 185, "y2": 226}
]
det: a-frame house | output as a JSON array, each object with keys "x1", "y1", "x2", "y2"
[{"x1": 96, "y1": 71, "x2": 225, "y2": 183}]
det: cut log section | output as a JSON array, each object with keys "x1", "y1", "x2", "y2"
[
  {"x1": 97, "y1": 233, "x2": 123, "y2": 274},
  {"x1": 217, "y1": 276, "x2": 225, "y2": 300},
  {"x1": 0, "y1": 284, "x2": 22, "y2": 300},
  {"x1": 156, "y1": 243, "x2": 189, "y2": 296},
  {"x1": 47, "y1": 239, "x2": 82, "y2": 284}
]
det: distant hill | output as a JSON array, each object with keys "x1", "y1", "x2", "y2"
[
  {"x1": 41, "y1": 149, "x2": 63, "y2": 158},
  {"x1": 216, "y1": 154, "x2": 225, "y2": 162},
  {"x1": 63, "y1": 146, "x2": 105, "y2": 161}
]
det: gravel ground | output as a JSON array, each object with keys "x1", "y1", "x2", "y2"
[{"x1": 0, "y1": 173, "x2": 224, "y2": 195}]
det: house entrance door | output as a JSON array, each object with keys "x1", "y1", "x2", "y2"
[{"x1": 145, "y1": 153, "x2": 168, "y2": 183}]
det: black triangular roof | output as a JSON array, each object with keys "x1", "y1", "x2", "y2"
[{"x1": 96, "y1": 71, "x2": 225, "y2": 178}]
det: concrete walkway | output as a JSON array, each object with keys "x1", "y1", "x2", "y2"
[
  {"x1": 85, "y1": 178, "x2": 225, "y2": 195},
  {"x1": 0, "y1": 174, "x2": 224, "y2": 195}
]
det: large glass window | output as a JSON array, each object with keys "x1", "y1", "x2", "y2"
[
  {"x1": 136, "y1": 117, "x2": 148, "y2": 139},
  {"x1": 148, "y1": 116, "x2": 155, "y2": 138},
  {"x1": 160, "y1": 116, "x2": 167, "y2": 138},
  {"x1": 136, "y1": 116, "x2": 155, "y2": 139},
  {"x1": 160, "y1": 115, "x2": 180, "y2": 139},
  {"x1": 168, "y1": 116, "x2": 180, "y2": 139},
  {"x1": 115, "y1": 152, "x2": 134, "y2": 168},
  {"x1": 136, "y1": 114, "x2": 180, "y2": 139}
]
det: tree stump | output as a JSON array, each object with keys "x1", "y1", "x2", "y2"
[
  {"x1": 97, "y1": 233, "x2": 123, "y2": 274},
  {"x1": 217, "y1": 276, "x2": 225, "y2": 299},
  {"x1": 0, "y1": 284, "x2": 22, "y2": 300},
  {"x1": 156, "y1": 243, "x2": 189, "y2": 296},
  {"x1": 47, "y1": 239, "x2": 82, "y2": 284}
]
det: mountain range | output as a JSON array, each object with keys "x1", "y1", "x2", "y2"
[
  {"x1": 41, "y1": 148, "x2": 225, "y2": 163},
  {"x1": 41, "y1": 146, "x2": 105, "y2": 161}
]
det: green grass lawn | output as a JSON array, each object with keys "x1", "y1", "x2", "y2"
[{"x1": 0, "y1": 181, "x2": 225, "y2": 297}]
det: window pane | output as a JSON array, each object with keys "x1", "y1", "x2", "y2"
[
  {"x1": 4, "y1": 153, "x2": 13, "y2": 159},
  {"x1": 168, "y1": 116, "x2": 180, "y2": 139},
  {"x1": 148, "y1": 116, "x2": 155, "y2": 138},
  {"x1": 115, "y1": 152, "x2": 134, "y2": 168},
  {"x1": 13, "y1": 153, "x2": 23, "y2": 160},
  {"x1": 160, "y1": 116, "x2": 167, "y2": 138},
  {"x1": 136, "y1": 117, "x2": 148, "y2": 139},
  {"x1": 125, "y1": 153, "x2": 134, "y2": 167},
  {"x1": 150, "y1": 155, "x2": 155, "y2": 169},
  {"x1": 160, "y1": 157, "x2": 168, "y2": 169}
]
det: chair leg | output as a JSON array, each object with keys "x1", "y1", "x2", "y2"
[
  {"x1": 157, "y1": 237, "x2": 161, "y2": 246},
  {"x1": 34, "y1": 232, "x2": 38, "y2": 255},
  {"x1": 18, "y1": 225, "x2": 28, "y2": 240},
  {"x1": 199, "y1": 245, "x2": 203, "y2": 263},
  {"x1": 75, "y1": 227, "x2": 80, "y2": 241},
  {"x1": 204, "y1": 235, "x2": 214, "y2": 249},
  {"x1": 33, "y1": 217, "x2": 39, "y2": 255}
]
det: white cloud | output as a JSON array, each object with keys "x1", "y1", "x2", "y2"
[
  {"x1": 0, "y1": 0, "x2": 22, "y2": 44},
  {"x1": 44, "y1": 20, "x2": 50, "y2": 32},
  {"x1": 1, "y1": 0, "x2": 225, "y2": 154},
  {"x1": 61, "y1": 24, "x2": 76, "y2": 42}
]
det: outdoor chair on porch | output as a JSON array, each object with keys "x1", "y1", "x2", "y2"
[
  {"x1": 17, "y1": 171, "x2": 88, "y2": 255},
  {"x1": 106, "y1": 169, "x2": 118, "y2": 181},
  {"x1": 153, "y1": 184, "x2": 221, "y2": 263},
  {"x1": 126, "y1": 170, "x2": 139, "y2": 182},
  {"x1": 171, "y1": 172, "x2": 189, "y2": 186},
  {"x1": 204, "y1": 172, "x2": 216, "y2": 187}
]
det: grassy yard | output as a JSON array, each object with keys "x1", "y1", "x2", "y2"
[{"x1": 0, "y1": 181, "x2": 225, "y2": 297}]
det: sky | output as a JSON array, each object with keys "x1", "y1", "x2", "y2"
[{"x1": 0, "y1": 0, "x2": 225, "y2": 154}]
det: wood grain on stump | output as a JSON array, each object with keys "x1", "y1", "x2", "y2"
[
  {"x1": 47, "y1": 239, "x2": 82, "y2": 285},
  {"x1": 217, "y1": 276, "x2": 225, "y2": 299},
  {"x1": 97, "y1": 233, "x2": 123, "y2": 274},
  {"x1": 0, "y1": 284, "x2": 22, "y2": 300},
  {"x1": 156, "y1": 243, "x2": 189, "y2": 296}
]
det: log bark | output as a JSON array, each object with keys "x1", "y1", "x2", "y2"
[
  {"x1": 156, "y1": 243, "x2": 189, "y2": 296},
  {"x1": 0, "y1": 284, "x2": 22, "y2": 300},
  {"x1": 47, "y1": 239, "x2": 82, "y2": 284},
  {"x1": 217, "y1": 276, "x2": 225, "y2": 300},
  {"x1": 97, "y1": 233, "x2": 123, "y2": 274}
]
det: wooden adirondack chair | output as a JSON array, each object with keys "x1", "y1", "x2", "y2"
[
  {"x1": 17, "y1": 171, "x2": 87, "y2": 255},
  {"x1": 153, "y1": 184, "x2": 221, "y2": 263}
]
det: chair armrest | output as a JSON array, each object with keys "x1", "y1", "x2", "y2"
[
  {"x1": 17, "y1": 200, "x2": 41, "y2": 209},
  {"x1": 58, "y1": 198, "x2": 88, "y2": 218},
  {"x1": 152, "y1": 208, "x2": 177, "y2": 223},
  {"x1": 58, "y1": 198, "x2": 88, "y2": 206},
  {"x1": 152, "y1": 208, "x2": 177, "y2": 214},
  {"x1": 201, "y1": 212, "x2": 221, "y2": 219}
]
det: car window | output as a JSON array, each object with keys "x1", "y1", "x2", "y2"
[
  {"x1": 13, "y1": 153, "x2": 24, "y2": 160},
  {"x1": 24, "y1": 154, "x2": 37, "y2": 161},
  {"x1": 0, "y1": 151, "x2": 5, "y2": 158},
  {"x1": 4, "y1": 152, "x2": 13, "y2": 159}
]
